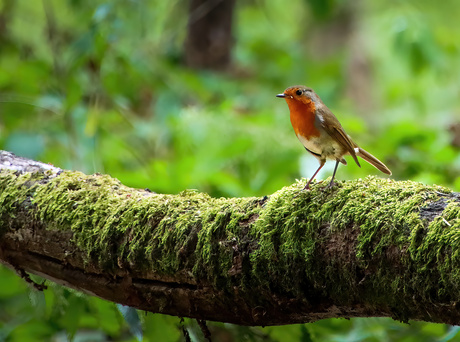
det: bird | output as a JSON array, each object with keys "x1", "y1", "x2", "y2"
[{"x1": 276, "y1": 85, "x2": 391, "y2": 190}]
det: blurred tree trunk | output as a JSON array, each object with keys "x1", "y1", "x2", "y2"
[
  {"x1": 305, "y1": 0, "x2": 374, "y2": 112},
  {"x1": 1, "y1": 151, "x2": 460, "y2": 326},
  {"x1": 0, "y1": 0, "x2": 14, "y2": 44},
  {"x1": 184, "y1": 0, "x2": 235, "y2": 70}
]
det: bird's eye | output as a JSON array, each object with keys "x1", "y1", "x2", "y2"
[{"x1": 295, "y1": 90, "x2": 302, "y2": 96}]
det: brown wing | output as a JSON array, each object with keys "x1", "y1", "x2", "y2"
[{"x1": 317, "y1": 107, "x2": 361, "y2": 167}]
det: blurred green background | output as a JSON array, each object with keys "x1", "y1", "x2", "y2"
[{"x1": 1, "y1": 0, "x2": 459, "y2": 341}]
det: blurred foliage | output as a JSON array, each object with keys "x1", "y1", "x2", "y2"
[{"x1": 0, "y1": 0, "x2": 460, "y2": 341}]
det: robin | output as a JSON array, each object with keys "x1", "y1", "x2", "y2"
[{"x1": 276, "y1": 85, "x2": 391, "y2": 190}]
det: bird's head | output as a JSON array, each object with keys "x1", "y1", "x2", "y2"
[{"x1": 276, "y1": 85, "x2": 322, "y2": 106}]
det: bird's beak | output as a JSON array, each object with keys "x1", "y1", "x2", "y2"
[{"x1": 276, "y1": 93, "x2": 286, "y2": 98}]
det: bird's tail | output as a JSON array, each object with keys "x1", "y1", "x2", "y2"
[{"x1": 356, "y1": 147, "x2": 392, "y2": 175}]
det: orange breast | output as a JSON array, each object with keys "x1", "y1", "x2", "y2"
[{"x1": 286, "y1": 98, "x2": 320, "y2": 138}]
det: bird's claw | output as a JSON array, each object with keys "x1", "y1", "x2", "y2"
[{"x1": 326, "y1": 180, "x2": 336, "y2": 189}]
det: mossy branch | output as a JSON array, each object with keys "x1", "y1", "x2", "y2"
[{"x1": 1, "y1": 150, "x2": 460, "y2": 326}]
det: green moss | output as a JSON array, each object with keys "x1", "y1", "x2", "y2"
[
  {"x1": 2, "y1": 168, "x2": 460, "y2": 318},
  {"x1": 21, "y1": 171, "x2": 263, "y2": 288},
  {"x1": 0, "y1": 171, "x2": 46, "y2": 235},
  {"x1": 409, "y1": 198, "x2": 460, "y2": 301},
  {"x1": 249, "y1": 176, "x2": 454, "y2": 312}
]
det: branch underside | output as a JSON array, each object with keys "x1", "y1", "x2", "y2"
[{"x1": 1, "y1": 151, "x2": 460, "y2": 326}]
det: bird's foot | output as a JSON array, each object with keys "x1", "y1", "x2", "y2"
[
  {"x1": 302, "y1": 184, "x2": 312, "y2": 191},
  {"x1": 293, "y1": 181, "x2": 312, "y2": 198},
  {"x1": 326, "y1": 180, "x2": 336, "y2": 189},
  {"x1": 320, "y1": 179, "x2": 339, "y2": 191}
]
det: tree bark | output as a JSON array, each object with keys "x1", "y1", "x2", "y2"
[
  {"x1": 184, "y1": 0, "x2": 235, "y2": 70},
  {"x1": 1, "y1": 150, "x2": 460, "y2": 326}
]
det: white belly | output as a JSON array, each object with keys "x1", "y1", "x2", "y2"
[
  {"x1": 296, "y1": 133, "x2": 344, "y2": 160},
  {"x1": 297, "y1": 134, "x2": 321, "y2": 155}
]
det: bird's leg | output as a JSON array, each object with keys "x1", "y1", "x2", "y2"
[
  {"x1": 303, "y1": 161, "x2": 325, "y2": 190},
  {"x1": 326, "y1": 160, "x2": 340, "y2": 188}
]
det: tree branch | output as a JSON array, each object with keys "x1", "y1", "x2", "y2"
[{"x1": 1, "y1": 150, "x2": 460, "y2": 326}]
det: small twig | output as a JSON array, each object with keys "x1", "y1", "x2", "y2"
[
  {"x1": 434, "y1": 191, "x2": 451, "y2": 197},
  {"x1": 442, "y1": 218, "x2": 452, "y2": 227},
  {"x1": 179, "y1": 318, "x2": 191, "y2": 342},
  {"x1": 14, "y1": 267, "x2": 47, "y2": 291},
  {"x1": 197, "y1": 319, "x2": 212, "y2": 342}
]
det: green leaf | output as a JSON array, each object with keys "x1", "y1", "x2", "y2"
[{"x1": 116, "y1": 304, "x2": 143, "y2": 341}]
